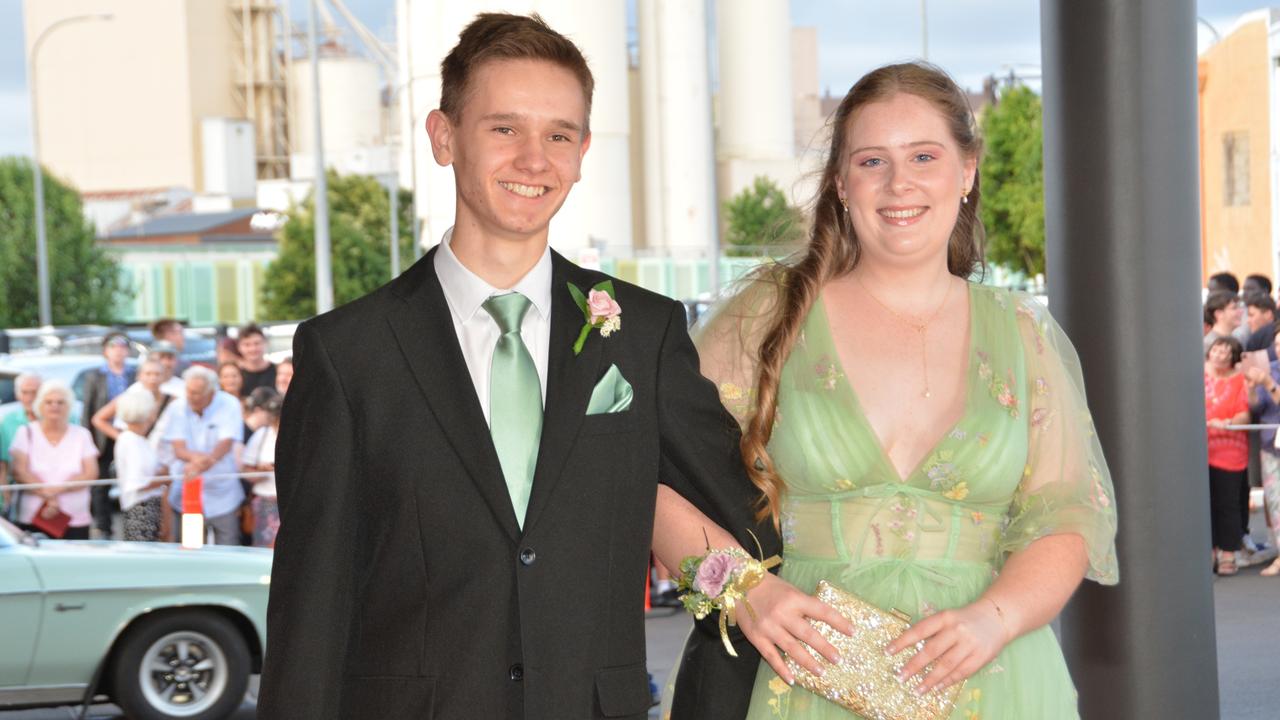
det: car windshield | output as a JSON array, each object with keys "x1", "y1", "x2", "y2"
[{"x1": 0, "y1": 374, "x2": 13, "y2": 405}]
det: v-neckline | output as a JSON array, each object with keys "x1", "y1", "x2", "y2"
[{"x1": 815, "y1": 282, "x2": 978, "y2": 484}]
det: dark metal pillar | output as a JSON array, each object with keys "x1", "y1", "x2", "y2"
[{"x1": 1040, "y1": 1, "x2": 1219, "y2": 718}]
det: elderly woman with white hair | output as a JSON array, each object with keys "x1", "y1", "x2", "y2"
[
  {"x1": 8, "y1": 380, "x2": 99, "y2": 538},
  {"x1": 114, "y1": 389, "x2": 170, "y2": 541}
]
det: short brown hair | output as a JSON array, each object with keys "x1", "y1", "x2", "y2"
[
  {"x1": 439, "y1": 13, "x2": 594, "y2": 131},
  {"x1": 1204, "y1": 290, "x2": 1238, "y2": 326},
  {"x1": 1208, "y1": 335, "x2": 1243, "y2": 364},
  {"x1": 149, "y1": 318, "x2": 181, "y2": 339},
  {"x1": 237, "y1": 323, "x2": 266, "y2": 342}
]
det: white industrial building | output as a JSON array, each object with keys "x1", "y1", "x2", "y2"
[{"x1": 24, "y1": 0, "x2": 823, "y2": 302}]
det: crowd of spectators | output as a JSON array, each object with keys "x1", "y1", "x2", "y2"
[
  {"x1": 1202, "y1": 271, "x2": 1280, "y2": 576},
  {"x1": 0, "y1": 319, "x2": 288, "y2": 549}
]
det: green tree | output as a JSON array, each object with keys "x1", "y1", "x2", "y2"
[
  {"x1": 261, "y1": 170, "x2": 414, "y2": 320},
  {"x1": 979, "y1": 85, "x2": 1045, "y2": 276},
  {"x1": 722, "y1": 176, "x2": 806, "y2": 257},
  {"x1": 0, "y1": 157, "x2": 130, "y2": 327}
]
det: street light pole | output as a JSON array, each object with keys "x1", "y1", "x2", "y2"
[
  {"x1": 308, "y1": 0, "x2": 333, "y2": 313},
  {"x1": 28, "y1": 13, "x2": 113, "y2": 327},
  {"x1": 920, "y1": 0, "x2": 928, "y2": 60}
]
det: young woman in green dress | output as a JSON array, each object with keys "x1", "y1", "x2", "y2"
[{"x1": 660, "y1": 62, "x2": 1119, "y2": 719}]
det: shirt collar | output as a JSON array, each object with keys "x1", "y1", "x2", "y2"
[{"x1": 434, "y1": 227, "x2": 553, "y2": 325}]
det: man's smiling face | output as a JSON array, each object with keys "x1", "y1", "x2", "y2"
[{"x1": 430, "y1": 58, "x2": 591, "y2": 247}]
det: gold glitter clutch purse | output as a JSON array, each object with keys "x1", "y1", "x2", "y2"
[{"x1": 783, "y1": 581, "x2": 964, "y2": 720}]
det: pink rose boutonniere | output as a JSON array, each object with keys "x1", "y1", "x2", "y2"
[{"x1": 568, "y1": 281, "x2": 621, "y2": 355}]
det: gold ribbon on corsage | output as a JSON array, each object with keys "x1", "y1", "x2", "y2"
[{"x1": 676, "y1": 531, "x2": 782, "y2": 656}]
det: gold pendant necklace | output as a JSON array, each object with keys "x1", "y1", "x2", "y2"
[{"x1": 857, "y1": 275, "x2": 955, "y2": 399}]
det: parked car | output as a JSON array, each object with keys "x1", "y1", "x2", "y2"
[
  {"x1": 0, "y1": 518, "x2": 270, "y2": 719},
  {"x1": 0, "y1": 355, "x2": 139, "y2": 420}
]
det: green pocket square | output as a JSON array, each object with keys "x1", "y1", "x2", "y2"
[{"x1": 586, "y1": 364, "x2": 633, "y2": 415}]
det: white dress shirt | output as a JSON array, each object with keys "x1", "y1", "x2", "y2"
[{"x1": 433, "y1": 228, "x2": 552, "y2": 425}]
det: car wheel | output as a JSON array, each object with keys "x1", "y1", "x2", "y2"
[{"x1": 112, "y1": 611, "x2": 250, "y2": 720}]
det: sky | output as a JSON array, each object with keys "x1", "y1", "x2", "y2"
[{"x1": 0, "y1": 0, "x2": 1270, "y2": 157}]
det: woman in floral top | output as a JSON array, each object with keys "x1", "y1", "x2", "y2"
[
  {"x1": 664, "y1": 62, "x2": 1119, "y2": 720},
  {"x1": 1204, "y1": 335, "x2": 1251, "y2": 575}
]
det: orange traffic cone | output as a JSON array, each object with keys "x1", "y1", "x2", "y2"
[{"x1": 180, "y1": 476, "x2": 204, "y2": 549}]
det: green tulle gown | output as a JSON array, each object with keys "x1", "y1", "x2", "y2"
[{"x1": 695, "y1": 281, "x2": 1119, "y2": 720}]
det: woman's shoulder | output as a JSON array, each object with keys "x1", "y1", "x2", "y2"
[
  {"x1": 68, "y1": 424, "x2": 96, "y2": 442},
  {"x1": 968, "y1": 283, "x2": 1044, "y2": 314}
]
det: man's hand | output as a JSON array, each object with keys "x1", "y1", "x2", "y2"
[
  {"x1": 183, "y1": 453, "x2": 214, "y2": 478},
  {"x1": 735, "y1": 574, "x2": 856, "y2": 684}
]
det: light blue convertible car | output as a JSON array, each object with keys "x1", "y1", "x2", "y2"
[{"x1": 0, "y1": 518, "x2": 271, "y2": 719}]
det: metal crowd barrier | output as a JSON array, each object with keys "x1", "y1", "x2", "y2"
[{"x1": 0, "y1": 470, "x2": 274, "y2": 493}]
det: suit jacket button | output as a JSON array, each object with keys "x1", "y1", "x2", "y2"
[
  {"x1": 509, "y1": 663, "x2": 524, "y2": 681},
  {"x1": 519, "y1": 548, "x2": 536, "y2": 566}
]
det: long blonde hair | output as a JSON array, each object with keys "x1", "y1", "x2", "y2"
[{"x1": 741, "y1": 62, "x2": 986, "y2": 526}]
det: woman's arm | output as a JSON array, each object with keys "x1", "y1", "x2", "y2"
[
  {"x1": 91, "y1": 398, "x2": 122, "y2": 441},
  {"x1": 654, "y1": 485, "x2": 855, "y2": 684},
  {"x1": 9, "y1": 449, "x2": 34, "y2": 487},
  {"x1": 888, "y1": 533, "x2": 1088, "y2": 692}
]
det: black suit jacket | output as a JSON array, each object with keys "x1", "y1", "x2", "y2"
[
  {"x1": 258, "y1": 249, "x2": 779, "y2": 720},
  {"x1": 81, "y1": 365, "x2": 135, "y2": 453}
]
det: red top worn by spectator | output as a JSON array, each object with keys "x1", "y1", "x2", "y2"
[{"x1": 1206, "y1": 372, "x2": 1248, "y2": 471}]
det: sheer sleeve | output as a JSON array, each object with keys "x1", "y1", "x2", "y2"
[
  {"x1": 1000, "y1": 293, "x2": 1119, "y2": 585},
  {"x1": 689, "y1": 269, "x2": 786, "y2": 429}
]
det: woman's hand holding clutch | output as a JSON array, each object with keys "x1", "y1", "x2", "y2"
[
  {"x1": 737, "y1": 574, "x2": 857, "y2": 684},
  {"x1": 885, "y1": 595, "x2": 1012, "y2": 694}
]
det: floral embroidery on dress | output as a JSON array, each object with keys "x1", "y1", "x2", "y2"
[
  {"x1": 1030, "y1": 407, "x2": 1054, "y2": 432},
  {"x1": 924, "y1": 449, "x2": 972, "y2": 500},
  {"x1": 887, "y1": 500, "x2": 920, "y2": 544},
  {"x1": 1035, "y1": 376, "x2": 1049, "y2": 396},
  {"x1": 766, "y1": 675, "x2": 792, "y2": 716},
  {"x1": 976, "y1": 432, "x2": 990, "y2": 446},
  {"x1": 1017, "y1": 299, "x2": 1049, "y2": 354},
  {"x1": 924, "y1": 449, "x2": 963, "y2": 491},
  {"x1": 1090, "y1": 464, "x2": 1112, "y2": 509},
  {"x1": 978, "y1": 351, "x2": 1020, "y2": 418},
  {"x1": 720, "y1": 382, "x2": 746, "y2": 401},
  {"x1": 829, "y1": 477, "x2": 854, "y2": 492},
  {"x1": 813, "y1": 356, "x2": 844, "y2": 391},
  {"x1": 780, "y1": 508, "x2": 799, "y2": 547},
  {"x1": 870, "y1": 522, "x2": 885, "y2": 555},
  {"x1": 717, "y1": 381, "x2": 754, "y2": 421},
  {"x1": 949, "y1": 427, "x2": 968, "y2": 440}
]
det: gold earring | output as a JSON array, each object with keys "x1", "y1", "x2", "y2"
[
  {"x1": 961, "y1": 189, "x2": 970, "y2": 205},
  {"x1": 840, "y1": 197, "x2": 849, "y2": 213}
]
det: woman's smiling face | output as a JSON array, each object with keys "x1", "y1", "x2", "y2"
[{"x1": 836, "y1": 92, "x2": 976, "y2": 269}]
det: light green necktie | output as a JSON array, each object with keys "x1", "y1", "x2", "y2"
[{"x1": 483, "y1": 292, "x2": 543, "y2": 528}]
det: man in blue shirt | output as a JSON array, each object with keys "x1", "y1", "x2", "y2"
[{"x1": 165, "y1": 365, "x2": 244, "y2": 545}]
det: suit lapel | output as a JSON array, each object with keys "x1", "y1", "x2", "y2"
[
  {"x1": 385, "y1": 250, "x2": 522, "y2": 542},
  {"x1": 523, "y1": 254, "x2": 606, "y2": 533}
]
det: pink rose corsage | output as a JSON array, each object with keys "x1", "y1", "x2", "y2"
[
  {"x1": 677, "y1": 533, "x2": 781, "y2": 656},
  {"x1": 568, "y1": 281, "x2": 622, "y2": 355}
]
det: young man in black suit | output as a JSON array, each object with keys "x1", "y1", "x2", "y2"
[{"x1": 258, "y1": 13, "x2": 845, "y2": 720}]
